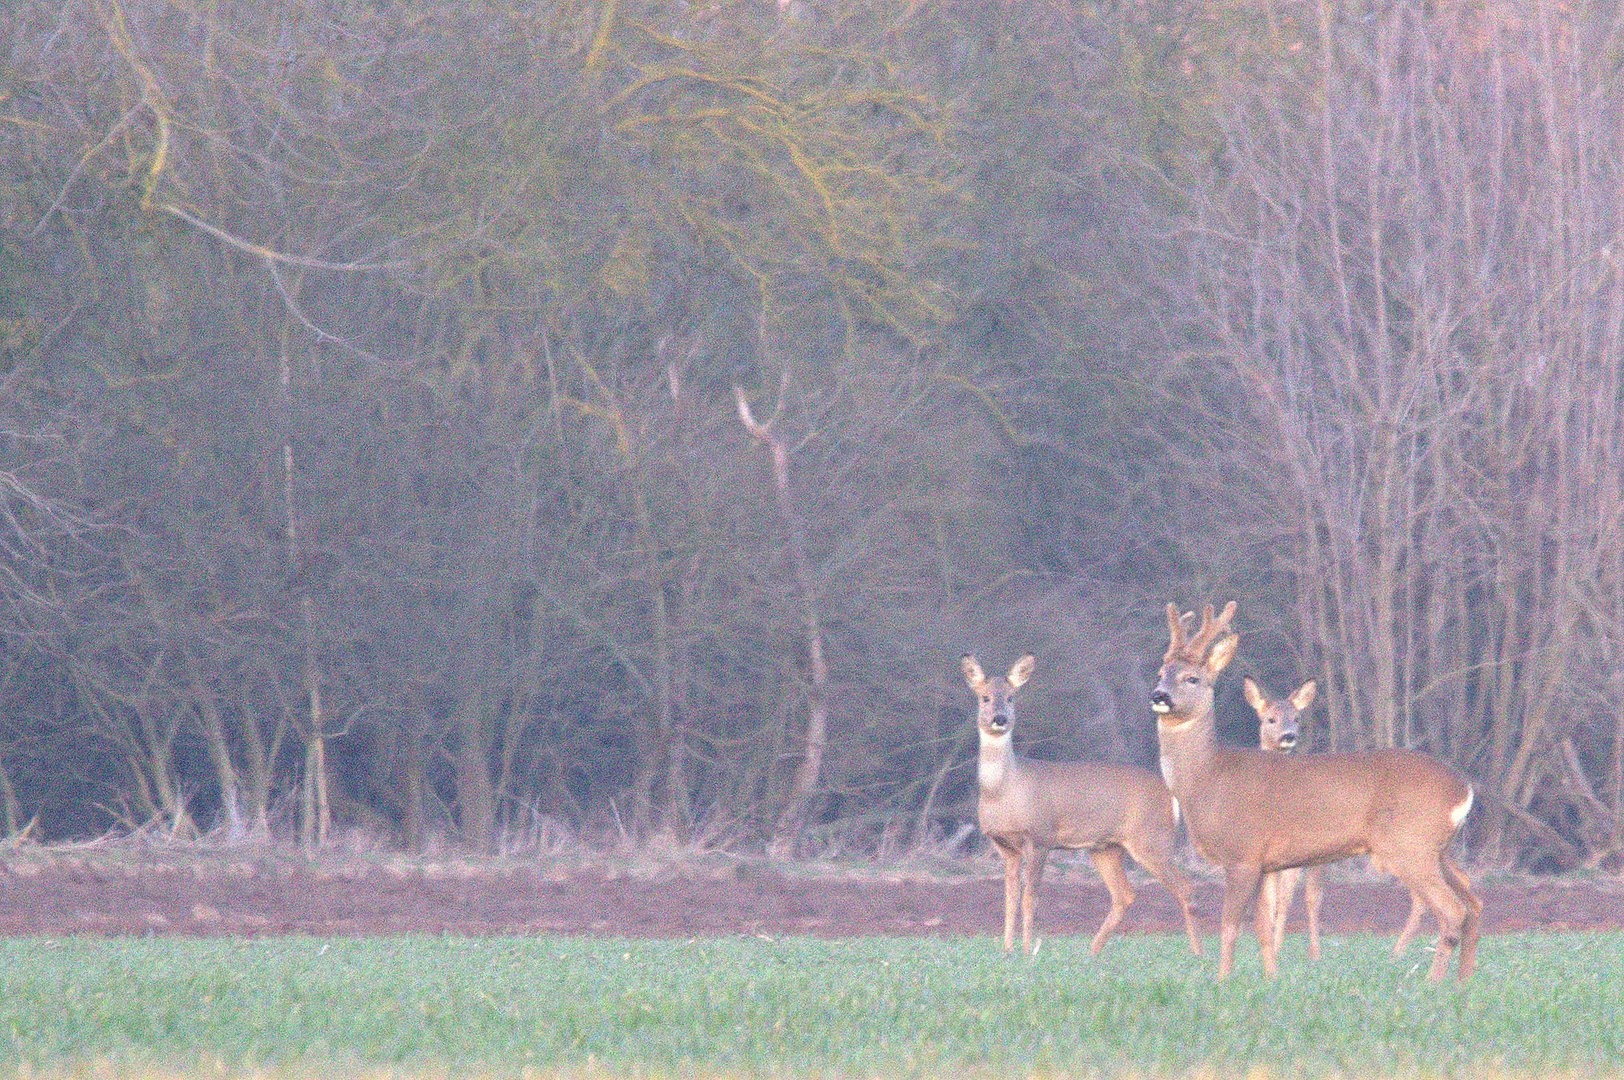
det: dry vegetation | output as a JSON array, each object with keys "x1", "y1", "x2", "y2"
[{"x1": 0, "y1": 1, "x2": 1622, "y2": 877}]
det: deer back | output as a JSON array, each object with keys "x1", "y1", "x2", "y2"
[
  {"x1": 980, "y1": 754, "x2": 1172, "y2": 850},
  {"x1": 1185, "y1": 747, "x2": 1472, "y2": 871}
]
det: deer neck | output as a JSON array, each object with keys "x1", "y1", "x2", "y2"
[
  {"x1": 978, "y1": 728, "x2": 1019, "y2": 795},
  {"x1": 1156, "y1": 709, "x2": 1219, "y2": 801}
]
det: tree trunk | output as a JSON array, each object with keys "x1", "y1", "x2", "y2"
[
  {"x1": 185, "y1": 655, "x2": 245, "y2": 840},
  {"x1": 402, "y1": 725, "x2": 428, "y2": 853},
  {"x1": 0, "y1": 756, "x2": 21, "y2": 837},
  {"x1": 734, "y1": 385, "x2": 829, "y2": 856},
  {"x1": 454, "y1": 689, "x2": 497, "y2": 851},
  {"x1": 298, "y1": 598, "x2": 330, "y2": 848},
  {"x1": 235, "y1": 698, "x2": 276, "y2": 839}
]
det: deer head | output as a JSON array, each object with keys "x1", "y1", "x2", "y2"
[
  {"x1": 1150, "y1": 601, "x2": 1237, "y2": 730},
  {"x1": 962, "y1": 654, "x2": 1034, "y2": 737},
  {"x1": 1245, "y1": 677, "x2": 1317, "y2": 752}
]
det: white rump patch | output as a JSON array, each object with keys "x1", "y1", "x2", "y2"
[{"x1": 1450, "y1": 785, "x2": 1475, "y2": 828}]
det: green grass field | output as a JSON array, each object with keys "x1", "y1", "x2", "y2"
[{"x1": 0, "y1": 932, "x2": 1619, "y2": 1078}]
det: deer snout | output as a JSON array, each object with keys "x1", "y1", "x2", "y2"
[
  {"x1": 1277, "y1": 730, "x2": 1298, "y2": 750},
  {"x1": 1149, "y1": 689, "x2": 1173, "y2": 714}
]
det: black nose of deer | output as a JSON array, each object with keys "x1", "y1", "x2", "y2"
[
  {"x1": 1278, "y1": 731, "x2": 1298, "y2": 749},
  {"x1": 1150, "y1": 689, "x2": 1173, "y2": 713}
]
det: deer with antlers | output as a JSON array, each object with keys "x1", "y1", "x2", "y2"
[
  {"x1": 1149, "y1": 603, "x2": 1480, "y2": 981},
  {"x1": 962, "y1": 654, "x2": 1203, "y2": 957}
]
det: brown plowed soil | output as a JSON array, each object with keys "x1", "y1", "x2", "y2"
[{"x1": 1, "y1": 850, "x2": 1620, "y2": 939}]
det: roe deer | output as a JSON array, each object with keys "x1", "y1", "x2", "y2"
[
  {"x1": 1149, "y1": 604, "x2": 1480, "y2": 981},
  {"x1": 1245, "y1": 677, "x2": 1431, "y2": 961},
  {"x1": 1248, "y1": 676, "x2": 1325, "y2": 960},
  {"x1": 962, "y1": 654, "x2": 1202, "y2": 957}
]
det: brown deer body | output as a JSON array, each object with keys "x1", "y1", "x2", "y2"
[
  {"x1": 963, "y1": 655, "x2": 1202, "y2": 957},
  {"x1": 1246, "y1": 677, "x2": 1431, "y2": 960},
  {"x1": 1149, "y1": 604, "x2": 1480, "y2": 982},
  {"x1": 1249, "y1": 677, "x2": 1324, "y2": 960}
]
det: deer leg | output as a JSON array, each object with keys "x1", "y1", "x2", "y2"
[
  {"x1": 1122, "y1": 835, "x2": 1203, "y2": 956},
  {"x1": 1442, "y1": 857, "x2": 1481, "y2": 981},
  {"x1": 1253, "y1": 878, "x2": 1280, "y2": 978},
  {"x1": 1219, "y1": 864, "x2": 1265, "y2": 980},
  {"x1": 1259, "y1": 871, "x2": 1281, "y2": 952},
  {"x1": 1393, "y1": 855, "x2": 1468, "y2": 983},
  {"x1": 1303, "y1": 866, "x2": 1323, "y2": 961},
  {"x1": 1374, "y1": 850, "x2": 1430, "y2": 960},
  {"x1": 1391, "y1": 891, "x2": 1426, "y2": 957},
  {"x1": 1266, "y1": 866, "x2": 1304, "y2": 955},
  {"x1": 1021, "y1": 842, "x2": 1049, "y2": 956},
  {"x1": 1266, "y1": 867, "x2": 1302, "y2": 954},
  {"x1": 996, "y1": 839, "x2": 1021, "y2": 952},
  {"x1": 1087, "y1": 845, "x2": 1134, "y2": 954}
]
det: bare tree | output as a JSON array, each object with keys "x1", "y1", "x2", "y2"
[{"x1": 1167, "y1": 0, "x2": 1624, "y2": 867}]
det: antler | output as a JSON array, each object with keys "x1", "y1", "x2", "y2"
[
  {"x1": 1164, "y1": 603, "x2": 1186, "y2": 655},
  {"x1": 1165, "y1": 600, "x2": 1237, "y2": 661},
  {"x1": 1191, "y1": 601, "x2": 1236, "y2": 654}
]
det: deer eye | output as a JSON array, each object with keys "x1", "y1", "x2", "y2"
[{"x1": 1184, "y1": 674, "x2": 1200, "y2": 685}]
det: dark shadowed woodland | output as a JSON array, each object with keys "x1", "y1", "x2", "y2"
[{"x1": 0, "y1": 0, "x2": 1622, "y2": 875}]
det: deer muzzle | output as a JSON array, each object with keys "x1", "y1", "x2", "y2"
[{"x1": 1149, "y1": 689, "x2": 1173, "y2": 714}]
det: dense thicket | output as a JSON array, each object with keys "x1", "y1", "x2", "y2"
[{"x1": 0, "y1": 0, "x2": 1619, "y2": 871}]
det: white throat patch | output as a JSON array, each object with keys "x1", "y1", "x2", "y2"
[{"x1": 979, "y1": 730, "x2": 1010, "y2": 790}]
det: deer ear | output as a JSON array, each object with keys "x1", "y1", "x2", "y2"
[
  {"x1": 961, "y1": 655, "x2": 986, "y2": 690},
  {"x1": 1242, "y1": 677, "x2": 1267, "y2": 714},
  {"x1": 1291, "y1": 679, "x2": 1318, "y2": 711},
  {"x1": 1008, "y1": 654, "x2": 1035, "y2": 689},
  {"x1": 1208, "y1": 633, "x2": 1239, "y2": 674}
]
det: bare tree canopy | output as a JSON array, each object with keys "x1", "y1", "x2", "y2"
[{"x1": 0, "y1": 0, "x2": 1618, "y2": 872}]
